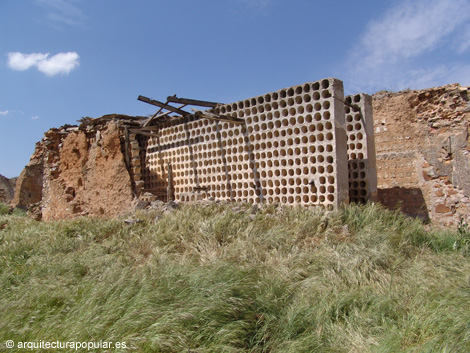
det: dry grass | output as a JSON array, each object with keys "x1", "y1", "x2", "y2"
[{"x1": 0, "y1": 202, "x2": 469, "y2": 352}]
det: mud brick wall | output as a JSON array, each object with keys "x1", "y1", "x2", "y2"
[
  {"x1": 138, "y1": 78, "x2": 351, "y2": 207},
  {"x1": 373, "y1": 84, "x2": 470, "y2": 225},
  {"x1": 345, "y1": 93, "x2": 377, "y2": 203}
]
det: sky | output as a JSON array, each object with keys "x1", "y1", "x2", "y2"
[{"x1": 1, "y1": 0, "x2": 470, "y2": 178}]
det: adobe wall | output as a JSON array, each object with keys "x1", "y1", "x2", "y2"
[
  {"x1": 373, "y1": 84, "x2": 470, "y2": 225},
  {"x1": 11, "y1": 143, "x2": 44, "y2": 210},
  {"x1": 13, "y1": 120, "x2": 136, "y2": 220}
]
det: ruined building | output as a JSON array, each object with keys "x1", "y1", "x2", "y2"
[
  {"x1": 11, "y1": 78, "x2": 470, "y2": 225},
  {"x1": 135, "y1": 78, "x2": 376, "y2": 208},
  {"x1": 12, "y1": 78, "x2": 377, "y2": 220}
]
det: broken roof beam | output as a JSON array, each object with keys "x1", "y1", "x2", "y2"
[
  {"x1": 154, "y1": 94, "x2": 176, "y2": 116},
  {"x1": 193, "y1": 109, "x2": 244, "y2": 125},
  {"x1": 167, "y1": 96, "x2": 221, "y2": 108},
  {"x1": 129, "y1": 129, "x2": 160, "y2": 138},
  {"x1": 138, "y1": 126, "x2": 160, "y2": 131},
  {"x1": 138, "y1": 95, "x2": 190, "y2": 117},
  {"x1": 143, "y1": 103, "x2": 188, "y2": 127}
]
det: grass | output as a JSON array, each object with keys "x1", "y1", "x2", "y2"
[
  {"x1": 0, "y1": 202, "x2": 10, "y2": 215},
  {"x1": 0, "y1": 201, "x2": 469, "y2": 352}
]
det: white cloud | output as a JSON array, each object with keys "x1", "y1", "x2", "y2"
[
  {"x1": 345, "y1": 0, "x2": 470, "y2": 93},
  {"x1": 7, "y1": 52, "x2": 48, "y2": 71},
  {"x1": 0, "y1": 111, "x2": 9, "y2": 116},
  {"x1": 36, "y1": 52, "x2": 80, "y2": 76},
  {"x1": 7, "y1": 51, "x2": 80, "y2": 76},
  {"x1": 35, "y1": 0, "x2": 86, "y2": 28},
  {"x1": 31, "y1": 116, "x2": 40, "y2": 120},
  {"x1": 359, "y1": 0, "x2": 470, "y2": 67}
]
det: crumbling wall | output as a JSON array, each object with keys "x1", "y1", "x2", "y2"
[
  {"x1": 13, "y1": 121, "x2": 136, "y2": 220},
  {"x1": 11, "y1": 143, "x2": 45, "y2": 210},
  {"x1": 11, "y1": 80, "x2": 470, "y2": 224},
  {"x1": 0, "y1": 175, "x2": 15, "y2": 203},
  {"x1": 373, "y1": 83, "x2": 470, "y2": 225},
  {"x1": 11, "y1": 78, "x2": 381, "y2": 219}
]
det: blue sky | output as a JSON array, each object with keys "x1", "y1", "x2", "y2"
[{"x1": 1, "y1": 0, "x2": 470, "y2": 178}]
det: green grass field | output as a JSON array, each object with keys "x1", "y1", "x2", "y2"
[{"x1": 0, "y1": 202, "x2": 469, "y2": 352}]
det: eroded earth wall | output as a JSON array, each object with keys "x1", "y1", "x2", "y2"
[
  {"x1": 373, "y1": 83, "x2": 470, "y2": 225},
  {"x1": 0, "y1": 175, "x2": 15, "y2": 203},
  {"x1": 13, "y1": 122, "x2": 135, "y2": 220}
]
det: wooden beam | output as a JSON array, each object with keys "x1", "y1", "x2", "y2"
[
  {"x1": 129, "y1": 130, "x2": 161, "y2": 138},
  {"x1": 167, "y1": 96, "x2": 220, "y2": 108},
  {"x1": 193, "y1": 109, "x2": 244, "y2": 125},
  {"x1": 167, "y1": 162, "x2": 175, "y2": 202},
  {"x1": 138, "y1": 95, "x2": 190, "y2": 116},
  {"x1": 138, "y1": 126, "x2": 160, "y2": 131},
  {"x1": 124, "y1": 126, "x2": 130, "y2": 169},
  {"x1": 143, "y1": 103, "x2": 187, "y2": 127},
  {"x1": 154, "y1": 94, "x2": 175, "y2": 116}
]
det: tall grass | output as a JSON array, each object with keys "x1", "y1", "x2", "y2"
[
  {"x1": 0, "y1": 202, "x2": 469, "y2": 352},
  {"x1": 0, "y1": 202, "x2": 9, "y2": 215}
]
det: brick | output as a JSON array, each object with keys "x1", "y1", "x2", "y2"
[
  {"x1": 137, "y1": 78, "x2": 372, "y2": 208},
  {"x1": 435, "y1": 204, "x2": 451, "y2": 213}
]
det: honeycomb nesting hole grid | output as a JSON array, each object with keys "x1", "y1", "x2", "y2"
[
  {"x1": 345, "y1": 93, "x2": 378, "y2": 203},
  {"x1": 139, "y1": 78, "x2": 351, "y2": 207}
]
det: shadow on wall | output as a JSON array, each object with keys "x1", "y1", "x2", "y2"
[
  {"x1": 378, "y1": 187, "x2": 429, "y2": 222},
  {"x1": 348, "y1": 159, "x2": 371, "y2": 204}
]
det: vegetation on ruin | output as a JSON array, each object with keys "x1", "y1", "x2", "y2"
[{"x1": 0, "y1": 201, "x2": 469, "y2": 352}]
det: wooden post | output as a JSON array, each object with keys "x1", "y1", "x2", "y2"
[
  {"x1": 124, "y1": 126, "x2": 130, "y2": 169},
  {"x1": 167, "y1": 162, "x2": 175, "y2": 202}
]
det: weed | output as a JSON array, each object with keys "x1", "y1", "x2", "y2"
[
  {"x1": 0, "y1": 202, "x2": 10, "y2": 215},
  {"x1": 454, "y1": 217, "x2": 470, "y2": 253},
  {"x1": 0, "y1": 203, "x2": 469, "y2": 352}
]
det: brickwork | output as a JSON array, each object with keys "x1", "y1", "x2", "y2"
[
  {"x1": 12, "y1": 78, "x2": 383, "y2": 220},
  {"x1": 139, "y1": 78, "x2": 352, "y2": 207},
  {"x1": 345, "y1": 93, "x2": 377, "y2": 203},
  {"x1": 373, "y1": 84, "x2": 470, "y2": 225}
]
